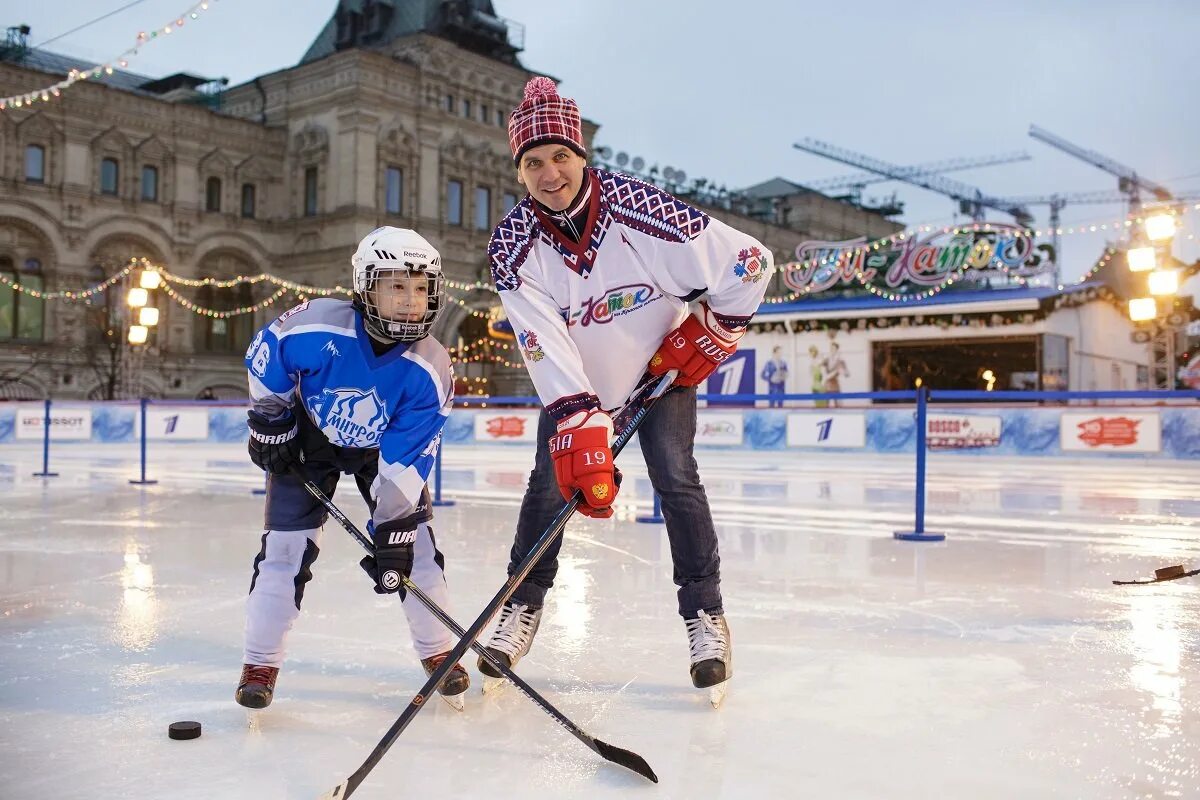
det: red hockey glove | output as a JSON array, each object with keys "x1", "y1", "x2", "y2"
[
  {"x1": 649, "y1": 302, "x2": 744, "y2": 387},
  {"x1": 548, "y1": 409, "x2": 617, "y2": 518}
]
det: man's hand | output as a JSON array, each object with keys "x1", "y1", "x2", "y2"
[
  {"x1": 548, "y1": 409, "x2": 617, "y2": 518},
  {"x1": 649, "y1": 302, "x2": 743, "y2": 387}
]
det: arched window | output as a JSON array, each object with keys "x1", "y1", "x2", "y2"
[
  {"x1": 206, "y1": 176, "x2": 222, "y2": 212},
  {"x1": 192, "y1": 253, "x2": 258, "y2": 354},
  {"x1": 0, "y1": 257, "x2": 44, "y2": 341}
]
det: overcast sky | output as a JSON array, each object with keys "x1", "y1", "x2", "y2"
[{"x1": 11, "y1": 0, "x2": 1200, "y2": 286}]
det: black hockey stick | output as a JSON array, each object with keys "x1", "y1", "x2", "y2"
[
  {"x1": 317, "y1": 371, "x2": 675, "y2": 799},
  {"x1": 289, "y1": 465, "x2": 658, "y2": 783}
]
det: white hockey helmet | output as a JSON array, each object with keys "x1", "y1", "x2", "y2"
[{"x1": 351, "y1": 227, "x2": 445, "y2": 342}]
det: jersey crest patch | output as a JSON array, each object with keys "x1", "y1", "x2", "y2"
[
  {"x1": 733, "y1": 247, "x2": 766, "y2": 283},
  {"x1": 517, "y1": 329, "x2": 546, "y2": 362},
  {"x1": 306, "y1": 387, "x2": 390, "y2": 447}
]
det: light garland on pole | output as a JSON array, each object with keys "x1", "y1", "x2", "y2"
[{"x1": 1, "y1": 1, "x2": 222, "y2": 111}]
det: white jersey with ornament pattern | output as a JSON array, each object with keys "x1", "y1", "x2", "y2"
[{"x1": 488, "y1": 168, "x2": 773, "y2": 420}]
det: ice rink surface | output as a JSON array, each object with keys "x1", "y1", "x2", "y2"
[{"x1": 2, "y1": 440, "x2": 1199, "y2": 799}]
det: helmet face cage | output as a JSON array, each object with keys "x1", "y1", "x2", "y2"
[{"x1": 354, "y1": 262, "x2": 444, "y2": 343}]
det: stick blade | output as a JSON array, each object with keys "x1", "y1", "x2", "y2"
[
  {"x1": 316, "y1": 780, "x2": 351, "y2": 799},
  {"x1": 593, "y1": 738, "x2": 658, "y2": 783}
]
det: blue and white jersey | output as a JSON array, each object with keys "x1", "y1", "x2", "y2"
[{"x1": 245, "y1": 298, "x2": 453, "y2": 526}]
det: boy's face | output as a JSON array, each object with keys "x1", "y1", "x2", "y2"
[
  {"x1": 517, "y1": 143, "x2": 587, "y2": 212},
  {"x1": 373, "y1": 272, "x2": 429, "y2": 322}
]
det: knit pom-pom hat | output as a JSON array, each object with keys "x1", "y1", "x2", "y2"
[{"x1": 508, "y1": 76, "x2": 586, "y2": 165}]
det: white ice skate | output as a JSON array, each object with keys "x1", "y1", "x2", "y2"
[
  {"x1": 477, "y1": 601, "x2": 543, "y2": 694},
  {"x1": 685, "y1": 611, "x2": 731, "y2": 708}
]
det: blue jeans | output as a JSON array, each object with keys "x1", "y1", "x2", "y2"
[
  {"x1": 508, "y1": 386, "x2": 724, "y2": 618},
  {"x1": 767, "y1": 382, "x2": 785, "y2": 408}
]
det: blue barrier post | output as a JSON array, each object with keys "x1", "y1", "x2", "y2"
[
  {"x1": 895, "y1": 386, "x2": 944, "y2": 542},
  {"x1": 32, "y1": 398, "x2": 58, "y2": 477},
  {"x1": 129, "y1": 398, "x2": 158, "y2": 486},
  {"x1": 431, "y1": 438, "x2": 455, "y2": 507},
  {"x1": 636, "y1": 491, "x2": 665, "y2": 524}
]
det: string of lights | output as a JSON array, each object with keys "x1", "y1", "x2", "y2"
[
  {"x1": 158, "y1": 282, "x2": 291, "y2": 319},
  {"x1": 0, "y1": 263, "x2": 135, "y2": 299},
  {"x1": 1, "y1": 0, "x2": 222, "y2": 111},
  {"x1": 764, "y1": 202, "x2": 1200, "y2": 305}
]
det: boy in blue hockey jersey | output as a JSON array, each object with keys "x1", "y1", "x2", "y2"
[{"x1": 236, "y1": 227, "x2": 470, "y2": 711}]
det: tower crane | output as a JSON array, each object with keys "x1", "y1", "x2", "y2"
[
  {"x1": 1027, "y1": 125, "x2": 1173, "y2": 212},
  {"x1": 805, "y1": 151, "x2": 1032, "y2": 199},
  {"x1": 793, "y1": 138, "x2": 1034, "y2": 227}
]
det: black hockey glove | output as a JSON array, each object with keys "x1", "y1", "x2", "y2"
[
  {"x1": 247, "y1": 410, "x2": 303, "y2": 475},
  {"x1": 360, "y1": 518, "x2": 416, "y2": 596}
]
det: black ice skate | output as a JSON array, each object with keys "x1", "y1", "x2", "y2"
[
  {"x1": 236, "y1": 663, "x2": 280, "y2": 710},
  {"x1": 685, "y1": 612, "x2": 732, "y2": 708},
  {"x1": 477, "y1": 601, "x2": 543, "y2": 694},
  {"x1": 421, "y1": 651, "x2": 470, "y2": 711}
]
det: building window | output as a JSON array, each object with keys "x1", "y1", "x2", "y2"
[
  {"x1": 445, "y1": 94, "x2": 454, "y2": 112},
  {"x1": 0, "y1": 257, "x2": 44, "y2": 341},
  {"x1": 24, "y1": 145, "x2": 45, "y2": 183},
  {"x1": 474, "y1": 186, "x2": 491, "y2": 230},
  {"x1": 385, "y1": 167, "x2": 403, "y2": 215},
  {"x1": 481, "y1": 104, "x2": 489, "y2": 123},
  {"x1": 462, "y1": 99, "x2": 471, "y2": 118},
  {"x1": 241, "y1": 183, "x2": 256, "y2": 218},
  {"x1": 446, "y1": 179, "x2": 463, "y2": 226},
  {"x1": 206, "y1": 177, "x2": 222, "y2": 212},
  {"x1": 141, "y1": 165, "x2": 159, "y2": 202},
  {"x1": 100, "y1": 158, "x2": 119, "y2": 195},
  {"x1": 496, "y1": 108, "x2": 505, "y2": 127},
  {"x1": 502, "y1": 192, "x2": 518, "y2": 214},
  {"x1": 195, "y1": 283, "x2": 253, "y2": 354},
  {"x1": 304, "y1": 166, "x2": 318, "y2": 216}
]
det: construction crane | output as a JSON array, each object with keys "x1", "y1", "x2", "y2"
[
  {"x1": 1027, "y1": 125, "x2": 1173, "y2": 211},
  {"x1": 805, "y1": 151, "x2": 1032, "y2": 197},
  {"x1": 793, "y1": 138, "x2": 1034, "y2": 227}
]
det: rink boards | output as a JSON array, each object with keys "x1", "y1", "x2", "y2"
[{"x1": 1, "y1": 402, "x2": 1197, "y2": 460}]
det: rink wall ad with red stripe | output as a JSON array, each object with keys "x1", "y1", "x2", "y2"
[{"x1": 0, "y1": 403, "x2": 1196, "y2": 459}]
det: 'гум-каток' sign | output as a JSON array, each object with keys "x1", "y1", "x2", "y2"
[{"x1": 783, "y1": 224, "x2": 1056, "y2": 294}]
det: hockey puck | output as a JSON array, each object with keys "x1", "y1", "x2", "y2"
[{"x1": 168, "y1": 721, "x2": 201, "y2": 740}]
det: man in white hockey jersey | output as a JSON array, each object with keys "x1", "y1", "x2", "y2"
[
  {"x1": 236, "y1": 227, "x2": 471, "y2": 711},
  {"x1": 478, "y1": 77, "x2": 773, "y2": 705}
]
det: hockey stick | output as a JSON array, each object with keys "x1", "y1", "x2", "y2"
[
  {"x1": 289, "y1": 465, "x2": 658, "y2": 783},
  {"x1": 1113, "y1": 564, "x2": 1199, "y2": 586},
  {"x1": 317, "y1": 371, "x2": 675, "y2": 799}
]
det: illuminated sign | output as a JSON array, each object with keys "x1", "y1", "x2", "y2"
[{"x1": 783, "y1": 224, "x2": 1055, "y2": 294}]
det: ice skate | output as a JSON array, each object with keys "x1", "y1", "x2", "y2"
[
  {"x1": 685, "y1": 612, "x2": 731, "y2": 708},
  {"x1": 236, "y1": 663, "x2": 280, "y2": 710},
  {"x1": 477, "y1": 601, "x2": 543, "y2": 693},
  {"x1": 421, "y1": 651, "x2": 470, "y2": 711}
]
